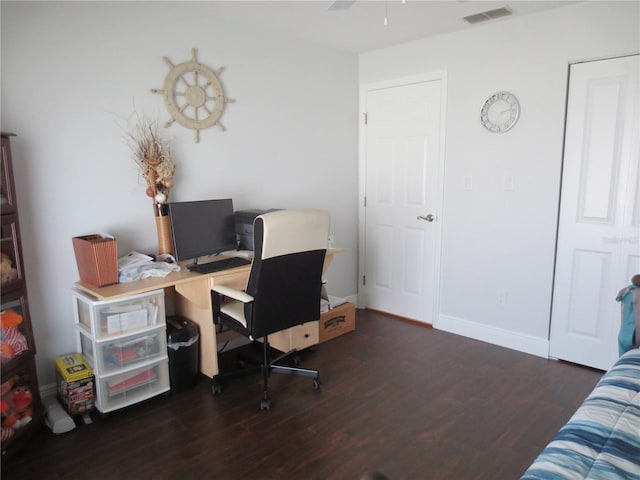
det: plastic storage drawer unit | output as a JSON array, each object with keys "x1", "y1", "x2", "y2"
[
  {"x1": 96, "y1": 358, "x2": 170, "y2": 413},
  {"x1": 166, "y1": 316, "x2": 200, "y2": 392},
  {"x1": 79, "y1": 326, "x2": 167, "y2": 375},
  {"x1": 73, "y1": 288, "x2": 165, "y2": 339},
  {"x1": 72, "y1": 288, "x2": 170, "y2": 413}
]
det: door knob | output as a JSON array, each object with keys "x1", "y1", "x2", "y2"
[{"x1": 417, "y1": 214, "x2": 435, "y2": 222}]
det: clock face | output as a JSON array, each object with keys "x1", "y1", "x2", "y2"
[{"x1": 480, "y1": 91, "x2": 520, "y2": 133}]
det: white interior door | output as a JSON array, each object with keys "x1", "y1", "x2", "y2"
[
  {"x1": 550, "y1": 55, "x2": 639, "y2": 370},
  {"x1": 362, "y1": 78, "x2": 444, "y2": 323}
]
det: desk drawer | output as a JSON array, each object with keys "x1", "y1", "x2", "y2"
[
  {"x1": 269, "y1": 321, "x2": 319, "y2": 352},
  {"x1": 290, "y1": 322, "x2": 319, "y2": 350}
]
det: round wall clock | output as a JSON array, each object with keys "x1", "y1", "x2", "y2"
[
  {"x1": 151, "y1": 48, "x2": 235, "y2": 143},
  {"x1": 480, "y1": 91, "x2": 520, "y2": 133}
]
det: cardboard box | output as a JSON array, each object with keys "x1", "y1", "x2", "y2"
[
  {"x1": 72, "y1": 234, "x2": 118, "y2": 287},
  {"x1": 55, "y1": 353, "x2": 95, "y2": 415},
  {"x1": 318, "y1": 302, "x2": 355, "y2": 343}
]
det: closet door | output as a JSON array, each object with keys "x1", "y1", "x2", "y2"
[{"x1": 549, "y1": 55, "x2": 639, "y2": 370}]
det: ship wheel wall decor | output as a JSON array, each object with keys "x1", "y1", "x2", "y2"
[{"x1": 151, "y1": 48, "x2": 235, "y2": 143}]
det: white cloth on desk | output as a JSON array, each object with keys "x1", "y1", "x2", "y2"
[{"x1": 118, "y1": 253, "x2": 180, "y2": 282}]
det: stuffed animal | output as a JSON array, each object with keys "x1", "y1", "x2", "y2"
[
  {"x1": 0, "y1": 309, "x2": 28, "y2": 362},
  {"x1": 1, "y1": 378, "x2": 17, "y2": 442},
  {"x1": 9, "y1": 384, "x2": 33, "y2": 429},
  {"x1": 0, "y1": 399, "x2": 18, "y2": 441},
  {"x1": 0, "y1": 252, "x2": 17, "y2": 285},
  {"x1": 0, "y1": 377, "x2": 33, "y2": 441}
]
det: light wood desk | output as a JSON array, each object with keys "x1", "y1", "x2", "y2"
[{"x1": 74, "y1": 249, "x2": 342, "y2": 378}]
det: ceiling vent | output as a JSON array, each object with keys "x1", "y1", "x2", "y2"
[
  {"x1": 328, "y1": 0, "x2": 356, "y2": 11},
  {"x1": 463, "y1": 6, "x2": 513, "y2": 24}
]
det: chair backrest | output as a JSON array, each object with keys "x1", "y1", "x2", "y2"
[{"x1": 245, "y1": 209, "x2": 330, "y2": 339}]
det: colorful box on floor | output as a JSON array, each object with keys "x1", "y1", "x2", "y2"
[
  {"x1": 319, "y1": 302, "x2": 355, "y2": 343},
  {"x1": 55, "y1": 353, "x2": 95, "y2": 415}
]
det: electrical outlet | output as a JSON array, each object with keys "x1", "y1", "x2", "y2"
[
  {"x1": 498, "y1": 290, "x2": 509, "y2": 305},
  {"x1": 464, "y1": 174, "x2": 473, "y2": 191},
  {"x1": 503, "y1": 174, "x2": 515, "y2": 191}
]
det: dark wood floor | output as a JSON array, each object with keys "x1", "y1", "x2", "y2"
[{"x1": 2, "y1": 309, "x2": 603, "y2": 480}]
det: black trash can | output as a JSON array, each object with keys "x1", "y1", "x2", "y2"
[{"x1": 166, "y1": 315, "x2": 200, "y2": 392}]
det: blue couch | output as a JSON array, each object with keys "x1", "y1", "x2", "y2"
[{"x1": 521, "y1": 348, "x2": 640, "y2": 479}]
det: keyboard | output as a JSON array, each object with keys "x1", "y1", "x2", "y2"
[{"x1": 187, "y1": 256, "x2": 251, "y2": 274}]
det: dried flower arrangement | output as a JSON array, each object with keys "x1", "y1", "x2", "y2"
[{"x1": 127, "y1": 116, "x2": 176, "y2": 205}]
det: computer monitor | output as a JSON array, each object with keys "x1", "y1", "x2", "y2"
[{"x1": 168, "y1": 198, "x2": 238, "y2": 264}]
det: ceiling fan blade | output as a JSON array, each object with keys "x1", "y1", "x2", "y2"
[{"x1": 328, "y1": 0, "x2": 356, "y2": 11}]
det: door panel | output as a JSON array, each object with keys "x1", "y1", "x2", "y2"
[
  {"x1": 363, "y1": 79, "x2": 442, "y2": 322},
  {"x1": 550, "y1": 55, "x2": 639, "y2": 370}
]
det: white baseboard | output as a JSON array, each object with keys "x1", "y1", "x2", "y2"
[{"x1": 436, "y1": 314, "x2": 550, "y2": 359}]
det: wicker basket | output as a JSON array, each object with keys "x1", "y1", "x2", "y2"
[{"x1": 72, "y1": 234, "x2": 118, "y2": 287}]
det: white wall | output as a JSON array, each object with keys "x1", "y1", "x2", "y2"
[
  {"x1": 1, "y1": 1, "x2": 359, "y2": 387},
  {"x1": 359, "y1": 1, "x2": 639, "y2": 356}
]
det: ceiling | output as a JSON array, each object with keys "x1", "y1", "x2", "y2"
[{"x1": 215, "y1": 0, "x2": 580, "y2": 54}]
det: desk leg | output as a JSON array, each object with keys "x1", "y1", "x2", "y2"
[{"x1": 174, "y1": 279, "x2": 218, "y2": 379}]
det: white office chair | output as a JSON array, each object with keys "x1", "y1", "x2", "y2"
[{"x1": 210, "y1": 209, "x2": 330, "y2": 410}]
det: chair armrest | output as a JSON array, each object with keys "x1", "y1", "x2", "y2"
[{"x1": 211, "y1": 284, "x2": 254, "y2": 304}]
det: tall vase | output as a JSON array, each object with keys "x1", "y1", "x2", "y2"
[{"x1": 154, "y1": 203, "x2": 173, "y2": 255}]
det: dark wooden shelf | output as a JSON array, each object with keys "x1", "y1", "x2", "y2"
[{"x1": 1, "y1": 132, "x2": 43, "y2": 461}]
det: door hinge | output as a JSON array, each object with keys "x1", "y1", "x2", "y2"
[
  {"x1": 362, "y1": 275, "x2": 366, "y2": 286},
  {"x1": 363, "y1": 196, "x2": 367, "y2": 207},
  {"x1": 363, "y1": 112, "x2": 368, "y2": 125}
]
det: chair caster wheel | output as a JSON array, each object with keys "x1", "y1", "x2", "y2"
[
  {"x1": 313, "y1": 378, "x2": 321, "y2": 390},
  {"x1": 212, "y1": 382, "x2": 222, "y2": 395},
  {"x1": 260, "y1": 398, "x2": 271, "y2": 411}
]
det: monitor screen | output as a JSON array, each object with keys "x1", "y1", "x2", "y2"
[{"x1": 168, "y1": 198, "x2": 237, "y2": 263}]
